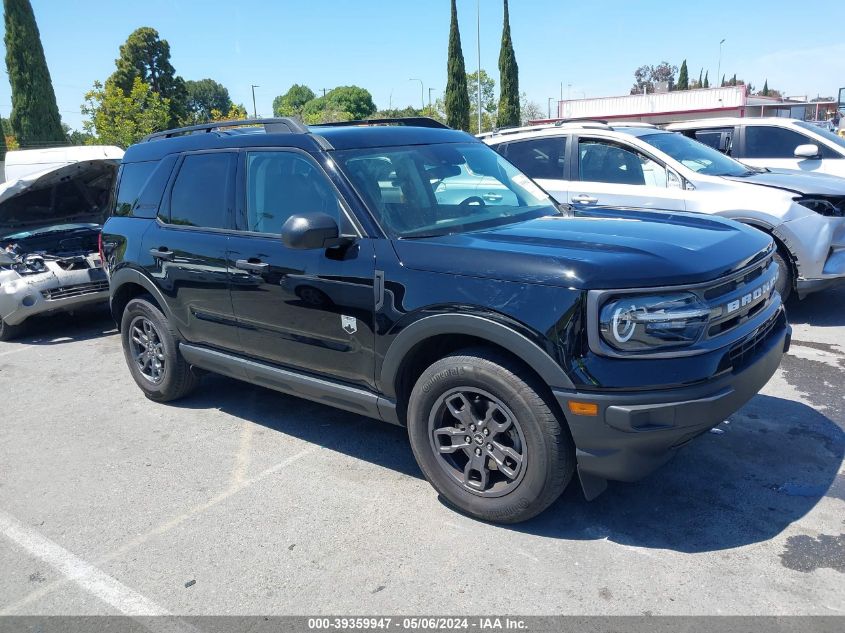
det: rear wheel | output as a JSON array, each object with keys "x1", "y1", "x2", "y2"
[
  {"x1": 407, "y1": 349, "x2": 574, "y2": 523},
  {"x1": 0, "y1": 317, "x2": 25, "y2": 342},
  {"x1": 120, "y1": 297, "x2": 199, "y2": 402},
  {"x1": 773, "y1": 249, "x2": 793, "y2": 302}
]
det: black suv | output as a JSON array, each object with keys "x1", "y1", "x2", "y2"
[{"x1": 102, "y1": 117, "x2": 790, "y2": 523}]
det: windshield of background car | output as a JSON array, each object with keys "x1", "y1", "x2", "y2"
[
  {"x1": 333, "y1": 142, "x2": 559, "y2": 238},
  {"x1": 639, "y1": 132, "x2": 751, "y2": 177},
  {"x1": 795, "y1": 121, "x2": 845, "y2": 152}
]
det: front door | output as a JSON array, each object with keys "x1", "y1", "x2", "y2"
[
  {"x1": 570, "y1": 137, "x2": 686, "y2": 211},
  {"x1": 227, "y1": 149, "x2": 376, "y2": 390}
]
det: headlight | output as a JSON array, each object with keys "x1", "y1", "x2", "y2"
[
  {"x1": 599, "y1": 292, "x2": 710, "y2": 352},
  {"x1": 795, "y1": 196, "x2": 844, "y2": 217}
]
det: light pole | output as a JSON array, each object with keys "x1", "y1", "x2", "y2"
[
  {"x1": 548, "y1": 97, "x2": 555, "y2": 120},
  {"x1": 717, "y1": 39, "x2": 725, "y2": 88},
  {"x1": 476, "y1": 0, "x2": 482, "y2": 133},
  {"x1": 409, "y1": 78, "x2": 424, "y2": 111},
  {"x1": 428, "y1": 87, "x2": 435, "y2": 111},
  {"x1": 250, "y1": 85, "x2": 259, "y2": 118}
]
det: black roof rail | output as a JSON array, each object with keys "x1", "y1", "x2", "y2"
[
  {"x1": 142, "y1": 117, "x2": 308, "y2": 142},
  {"x1": 310, "y1": 116, "x2": 450, "y2": 129},
  {"x1": 554, "y1": 117, "x2": 609, "y2": 126}
]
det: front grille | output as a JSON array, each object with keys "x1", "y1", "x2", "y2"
[
  {"x1": 702, "y1": 256, "x2": 778, "y2": 340},
  {"x1": 726, "y1": 311, "x2": 780, "y2": 370},
  {"x1": 42, "y1": 280, "x2": 109, "y2": 301}
]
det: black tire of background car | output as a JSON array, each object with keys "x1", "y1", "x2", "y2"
[
  {"x1": 0, "y1": 318, "x2": 25, "y2": 342},
  {"x1": 773, "y1": 249, "x2": 793, "y2": 303},
  {"x1": 406, "y1": 348, "x2": 574, "y2": 524},
  {"x1": 120, "y1": 297, "x2": 199, "y2": 402}
]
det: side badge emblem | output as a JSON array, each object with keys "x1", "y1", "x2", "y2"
[{"x1": 341, "y1": 315, "x2": 357, "y2": 335}]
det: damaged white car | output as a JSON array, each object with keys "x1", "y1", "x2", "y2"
[{"x1": 0, "y1": 146, "x2": 123, "y2": 340}]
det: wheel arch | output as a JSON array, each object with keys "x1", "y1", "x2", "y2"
[{"x1": 109, "y1": 268, "x2": 172, "y2": 331}]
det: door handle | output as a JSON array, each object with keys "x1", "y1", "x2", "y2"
[
  {"x1": 149, "y1": 247, "x2": 175, "y2": 261},
  {"x1": 235, "y1": 259, "x2": 269, "y2": 273},
  {"x1": 571, "y1": 194, "x2": 598, "y2": 204},
  {"x1": 482, "y1": 192, "x2": 503, "y2": 202}
]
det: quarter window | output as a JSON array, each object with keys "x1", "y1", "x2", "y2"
[
  {"x1": 113, "y1": 161, "x2": 156, "y2": 216},
  {"x1": 503, "y1": 137, "x2": 566, "y2": 180},
  {"x1": 245, "y1": 152, "x2": 341, "y2": 234},
  {"x1": 169, "y1": 153, "x2": 234, "y2": 228},
  {"x1": 578, "y1": 139, "x2": 667, "y2": 187}
]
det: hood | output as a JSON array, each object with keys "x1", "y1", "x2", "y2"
[
  {"x1": 0, "y1": 149, "x2": 122, "y2": 238},
  {"x1": 726, "y1": 169, "x2": 845, "y2": 196},
  {"x1": 392, "y1": 209, "x2": 773, "y2": 289}
]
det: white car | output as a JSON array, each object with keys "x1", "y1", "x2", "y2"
[
  {"x1": 666, "y1": 117, "x2": 845, "y2": 178},
  {"x1": 481, "y1": 122, "x2": 845, "y2": 300}
]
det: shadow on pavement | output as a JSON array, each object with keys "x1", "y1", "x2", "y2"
[
  {"x1": 2, "y1": 305, "x2": 116, "y2": 346},
  {"x1": 786, "y1": 283, "x2": 845, "y2": 327},
  {"x1": 174, "y1": 375, "x2": 844, "y2": 553}
]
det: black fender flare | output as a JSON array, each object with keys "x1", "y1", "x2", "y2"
[
  {"x1": 379, "y1": 313, "x2": 575, "y2": 399},
  {"x1": 109, "y1": 267, "x2": 175, "y2": 327}
]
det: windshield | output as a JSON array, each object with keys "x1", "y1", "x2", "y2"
[
  {"x1": 333, "y1": 142, "x2": 559, "y2": 238},
  {"x1": 639, "y1": 132, "x2": 752, "y2": 177},
  {"x1": 795, "y1": 121, "x2": 845, "y2": 152}
]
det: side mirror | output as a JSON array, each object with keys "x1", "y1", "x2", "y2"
[
  {"x1": 281, "y1": 213, "x2": 351, "y2": 250},
  {"x1": 794, "y1": 143, "x2": 820, "y2": 159}
]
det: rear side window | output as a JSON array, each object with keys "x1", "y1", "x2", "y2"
[
  {"x1": 503, "y1": 137, "x2": 566, "y2": 180},
  {"x1": 744, "y1": 126, "x2": 815, "y2": 159},
  {"x1": 692, "y1": 128, "x2": 731, "y2": 153},
  {"x1": 168, "y1": 153, "x2": 234, "y2": 228},
  {"x1": 113, "y1": 162, "x2": 156, "y2": 216}
]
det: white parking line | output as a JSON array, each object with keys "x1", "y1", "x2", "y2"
[{"x1": 0, "y1": 509, "x2": 169, "y2": 616}]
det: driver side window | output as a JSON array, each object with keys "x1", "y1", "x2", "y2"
[
  {"x1": 578, "y1": 139, "x2": 668, "y2": 187},
  {"x1": 244, "y1": 151, "x2": 341, "y2": 235}
]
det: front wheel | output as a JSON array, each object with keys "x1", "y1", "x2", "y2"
[
  {"x1": 407, "y1": 349, "x2": 574, "y2": 523},
  {"x1": 773, "y1": 249, "x2": 793, "y2": 302},
  {"x1": 120, "y1": 297, "x2": 199, "y2": 402}
]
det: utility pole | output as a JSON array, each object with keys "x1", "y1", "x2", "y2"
[
  {"x1": 409, "y1": 78, "x2": 424, "y2": 111},
  {"x1": 548, "y1": 97, "x2": 554, "y2": 119},
  {"x1": 250, "y1": 85, "x2": 260, "y2": 118},
  {"x1": 428, "y1": 87, "x2": 435, "y2": 111},
  {"x1": 717, "y1": 39, "x2": 725, "y2": 88},
  {"x1": 476, "y1": 0, "x2": 482, "y2": 134}
]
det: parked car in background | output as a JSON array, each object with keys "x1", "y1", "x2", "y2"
[
  {"x1": 666, "y1": 117, "x2": 845, "y2": 178},
  {"x1": 0, "y1": 146, "x2": 123, "y2": 340},
  {"x1": 102, "y1": 117, "x2": 789, "y2": 523},
  {"x1": 482, "y1": 122, "x2": 845, "y2": 300}
]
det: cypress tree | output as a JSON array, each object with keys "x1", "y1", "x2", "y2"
[
  {"x1": 762, "y1": 79, "x2": 769, "y2": 96},
  {"x1": 703, "y1": 71, "x2": 709, "y2": 88},
  {"x1": 730, "y1": 73, "x2": 737, "y2": 86},
  {"x1": 698, "y1": 68, "x2": 703, "y2": 88},
  {"x1": 677, "y1": 59, "x2": 689, "y2": 90},
  {"x1": 496, "y1": 0, "x2": 519, "y2": 128},
  {"x1": 721, "y1": 74, "x2": 726, "y2": 87},
  {"x1": 4, "y1": 0, "x2": 66, "y2": 147},
  {"x1": 0, "y1": 118, "x2": 7, "y2": 161},
  {"x1": 445, "y1": 0, "x2": 470, "y2": 131}
]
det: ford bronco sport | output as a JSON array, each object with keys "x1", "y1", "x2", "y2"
[{"x1": 102, "y1": 117, "x2": 790, "y2": 523}]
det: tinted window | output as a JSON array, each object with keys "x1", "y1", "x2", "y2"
[
  {"x1": 245, "y1": 152, "x2": 340, "y2": 234},
  {"x1": 503, "y1": 137, "x2": 566, "y2": 180},
  {"x1": 113, "y1": 162, "x2": 156, "y2": 217},
  {"x1": 794, "y1": 121, "x2": 845, "y2": 156},
  {"x1": 745, "y1": 126, "x2": 814, "y2": 159},
  {"x1": 578, "y1": 139, "x2": 666, "y2": 186},
  {"x1": 169, "y1": 153, "x2": 233, "y2": 228},
  {"x1": 640, "y1": 132, "x2": 750, "y2": 177},
  {"x1": 691, "y1": 128, "x2": 732, "y2": 153}
]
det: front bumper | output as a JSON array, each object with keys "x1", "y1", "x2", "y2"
[
  {"x1": 0, "y1": 270, "x2": 108, "y2": 326},
  {"x1": 555, "y1": 309, "x2": 790, "y2": 499}
]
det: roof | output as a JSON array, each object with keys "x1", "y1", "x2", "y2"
[
  {"x1": 666, "y1": 117, "x2": 804, "y2": 130},
  {"x1": 123, "y1": 118, "x2": 476, "y2": 163},
  {"x1": 481, "y1": 122, "x2": 671, "y2": 144}
]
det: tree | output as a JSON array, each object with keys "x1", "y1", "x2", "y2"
[
  {"x1": 677, "y1": 59, "x2": 689, "y2": 90},
  {"x1": 729, "y1": 73, "x2": 737, "y2": 87},
  {"x1": 272, "y1": 84, "x2": 316, "y2": 118},
  {"x1": 721, "y1": 74, "x2": 726, "y2": 87},
  {"x1": 703, "y1": 71, "x2": 709, "y2": 88},
  {"x1": 4, "y1": 0, "x2": 66, "y2": 146},
  {"x1": 761, "y1": 80, "x2": 769, "y2": 96},
  {"x1": 698, "y1": 68, "x2": 703, "y2": 87},
  {"x1": 302, "y1": 85, "x2": 375, "y2": 122},
  {"x1": 630, "y1": 61, "x2": 678, "y2": 94},
  {"x1": 185, "y1": 79, "x2": 232, "y2": 124},
  {"x1": 519, "y1": 93, "x2": 543, "y2": 125},
  {"x1": 107, "y1": 27, "x2": 187, "y2": 127},
  {"x1": 209, "y1": 104, "x2": 247, "y2": 122},
  {"x1": 81, "y1": 77, "x2": 170, "y2": 148},
  {"x1": 445, "y1": 0, "x2": 470, "y2": 131},
  {"x1": 0, "y1": 118, "x2": 7, "y2": 161},
  {"x1": 496, "y1": 0, "x2": 519, "y2": 128},
  {"x1": 467, "y1": 69, "x2": 496, "y2": 134}
]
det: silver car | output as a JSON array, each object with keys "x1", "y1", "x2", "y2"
[{"x1": 482, "y1": 122, "x2": 845, "y2": 300}]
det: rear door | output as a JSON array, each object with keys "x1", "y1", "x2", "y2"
[
  {"x1": 498, "y1": 135, "x2": 568, "y2": 203},
  {"x1": 569, "y1": 136, "x2": 686, "y2": 211},
  {"x1": 139, "y1": 150, "x2": 241, "y2": 352},
  {"x1": 226, "y1": 148, "x2": 377, "y2": 390}
]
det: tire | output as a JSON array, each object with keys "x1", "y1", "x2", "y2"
[
  {"x1": 407, "y1": 348, "x2": 574, "y2": 523},
  {"x1": 773, "y1": 249, "x2": 793, "y2": 303},
  {"x1": 0, "y1": 317, "x2": 25, "y2": 342},
  {"x1": 120, "y1": 296, "x2": 199, "y2": 402}
]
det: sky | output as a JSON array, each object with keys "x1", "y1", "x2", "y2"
[{"x1": 1, "y1": 0, "x2": 843, "y2": 131}]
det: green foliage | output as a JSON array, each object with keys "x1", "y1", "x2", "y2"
[
  {"x1": 301, "y1": 85, "x2": 376, "y2": 123},
  {"x1": 4, "y1": 0, "x2": 66, "y2": 146},
  {"x1": 467, "y1": 70, "x2": 496, "y2": 134},
  {"x1": 630, "y1": 62, "x2": 677, "y2": 94},
  {"x1": 209, "y1": 104, "x2": 248, "y2": 122},
  {"x1": 703, "y1": 71, "x2": 709, "y2": 88},
  {"x1": 107, "y1": 27, "x2": 187, "y2": 127},
  {"x1": 677, "y1": 59, "x2": 689, "y2": 90},
  {"x1": 496, "y1": 0, "x2": 519, "y2": 128},
  {"x1": 445, "y1": 0, "x2": 470, "y2": 131},
  {"x1": 0, "y1": 117, "x2": 7, "y2": 161},
  {"x1": 519, "y1": 93, "x2": 543, "y2": 125},
  {"x1": 698, "y1": 68, "x2": 703, "y2": 87},
  {"x1": 761, "y1": 80, "x2": 769, "y2": 96},
  {"x1": 81, "y1": 77, "x2": 170, "y2": 148},
  {"x1": 185, "y1": 79, "x2": 232, "y2": 124},
  {"x1": 272, "y1": 84, "x2": 316, "y2": 118}
]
